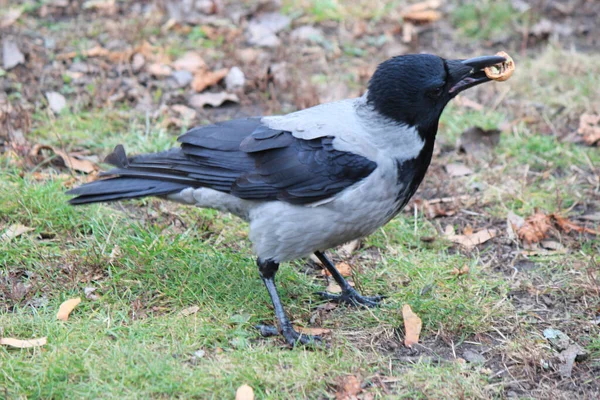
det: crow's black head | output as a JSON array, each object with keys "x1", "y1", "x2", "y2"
[{"x1": 367, "y1": 53, "x2": 505, "y2": 135}]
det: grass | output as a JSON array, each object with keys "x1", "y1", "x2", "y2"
[
  {"x1": 451, "y1": 0, "x2": 528, "y2": 40},
  {"x1": 2, "y1": 6, "x2": 600, "y2": 398},
  {"x1": 1, "y1": 162, "x2": 507, "y2": 398}
]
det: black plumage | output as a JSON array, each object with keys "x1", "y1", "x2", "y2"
[{"x1": 67, "y1": 118, "x2": 377, "y2": 205}]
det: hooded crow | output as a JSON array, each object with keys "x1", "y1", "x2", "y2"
[{"x1": 67, "y1": 53, "x2": 507, "y2": 346}]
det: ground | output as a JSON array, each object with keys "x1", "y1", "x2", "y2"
[{"x1": 1, "y1": 0, "x2": 599, "y2": 399}]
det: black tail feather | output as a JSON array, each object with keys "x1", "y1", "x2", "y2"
[{"x1": 66, "y1": 145, "x2": 192, "y2": 205}]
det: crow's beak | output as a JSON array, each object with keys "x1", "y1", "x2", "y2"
[{"x1": 446, "y1": 55, "x2": 507, "y2": 96}]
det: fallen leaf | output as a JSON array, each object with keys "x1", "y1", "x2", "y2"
[
  {"x1": 295, "y1": 326, "x2": 331, "y2": 336},
  {"x1": 30, "y1": 144, "x2": 98, "y2": 174},
  {"x1": 402, "y1": 10, "x2": 442, "y2": 23},
  {"x1": 2, "y1": 39, "x2": 25, "y2": 70},
  {"x1": 191, "y1": 68, "x2": 229, "y2": 92},
  {"x1": 577, "y1": 113, "x2": 600, "y2": 146},
  {"x1": 1, "y1": 224, "x2": 34, "y2": 241},
  {"x1": 0, "y1": 337, "x2": 47, "y2": 348},
  {"x1": 336, "y1": 375, "x2": 362, "y2": 400},
  {"x1": 458, "y1": 127, "x2": 501, "y2": 155},
  {"x1": 445, "y1": 228, "x2": 497, "y2": 249},
  {"x1": 322, "y1": 262, "x2": 352, "y2": 277},
  {"x1": 518, "y1": 212, "x2": 552, "y2": 244},
  {"x1": 463, "y1": 225, "x2": 473, "y2": 236},
  {"x1": 445, "y1": 163, "x2": 473, "y2": 177},
  {"x1": 246, "y1": 12, "x2": 291, "y2": 48},
  {"x1": 82, "y1": 0, "x2": 117, "y2": 14},
  {"x1": 552, "y1": 213, "x2": 599, "y2": 235},
  {"x1": 450, "y1": 265, "x2": 470, "y2": 276},
  {"x1": 147, "y1": 63, "x2": 173, "y2": 77},
  {"x1": 84, "y1": 287, "x2": 99, "y2": 301},
  {"x1": 402, "y1": 304, "x2": 422, "y2": 347},
  {"x1": 173, "y1": 52, "x2": 206, "y2": 72},
  {"x1": 559, "y1": 344, "x2": 588, "y2": 378},
  {"x1": 179, "y1": 305, "x2": 200, "y2": 317},
  {"x1": 506, "y1": 211, "x2": 525, "y2": 240},
  {"x1": 171, "y1": 104, "x2": 196, "y2": 121},
  {"x1": 235, "y1": 384, "x2": 254, "y2": 400},
  {"x1": 56, "y1": 297, "x2": 82, "y2": 321},
  {"x1": 225, "y1": 66, "x2": 246, "y2": 91},
  {"x1": 415, "y1": 199, "x2": 456, "y2": 219},
  {"x1": 0, "y1": 8, "x2": 24, "y2": 29},
  {"x1": 401, "y1": 0, "x2": 442, "y2": 23},
  {"x1": 189, "y1": 92, "x2": 239, "y2": 109},
  {"x1": 326, "y1": 281, "x2": 342, "y2": 294},
  {"x1": 45, "y1": 91, "x2": 67, "y2": 114}
]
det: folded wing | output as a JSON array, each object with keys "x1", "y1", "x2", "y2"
[{"x1": 67, "y1": 117, "x2": 377, "y2": 205}]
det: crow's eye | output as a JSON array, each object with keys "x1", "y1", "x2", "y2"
[{"x1": 428, "y1": 86, "x2": 444, "y2": 98}]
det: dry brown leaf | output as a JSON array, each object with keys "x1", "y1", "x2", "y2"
[
  {"x1": 189, "y1": 92, "x2": 239, "y2": 109},
  {"x1": 171, "y1": 104, "x2": 196, "y2": 121},
  {"x1": 0, "y1": 8, "x2": 24, "y2": 29},
  {"x1": 415, "y1": 199, "x2": 457, "y2": 219},
  {"x1": 322, "y1": 262, "x2": 352, "y2": 277},
  {"x1": 173, "y1": 52, "x2": 206, "y2": 72},
  {"x1": 326, "y1": 281, "x2": 342, "y2": 294},
  {"x1": 147, "y1": 63, "x2": 173, "y2": 77},
  {"x1": 401, "y1": 0, "x2": 442, "y2": 23},
  {"x1": 296, "y1": 326, "x2": 331, "y2": 336},
  {"x1": 403, "y1": 0, "x2": 442, "y2": 13},
  {"x1": 191, "y1": 68, "x2": 229, "y2": 92},
  {"x1": 336, "y1": 375, "x2": 362, "y2": 400},
  {"x1": 30, "y1": 144, "x2": 98, "y2": 174},
  {"x1": 463, "y1": 225, "x2": 473, "y2": 236},
  {"x1": 577, "y1": 113, "x2": 600, "y2": 146},
  {"x1": 179, "y1": 305, "x2": 200, "y2": 317},
  {"x1": 518, "y1": 212, "x2": 552, "y2": 244},
  {"x1": 552, "y1": 214, "x2": 599, "y2": 235},
  {"x1": 0, "y1": 337, "x2": 47, "y2": 348},
  {"x1": 1, "y1": 224, "x2": 34, "y2": 242},
  {"x1": 235, "y1": 384, "x2": 254, "y2": 400},
  {"x1": 85, "y1": 45, "x2": 110, "y2": 58},
  {"x1": 445, "y1": 228, "x2": 497, "y2": 249},
  {"x1": 56, "y1": 297, "x2": 82, "y2": 321},
  {"x1": 450, "y1": 265, "x2": 470, "y2": 276},
  {"x1": 402, "y1": 304, "x2": 422, "y2": 347},
  {"x1": 402, "y1": 10, "x2": 442, "y2": 23},
  {"x1": 445, "y1": 163, "x2": 473, "y2": 177}
]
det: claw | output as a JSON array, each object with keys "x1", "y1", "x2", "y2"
[
  {"x1": 255, "y1": 324, "x2": 323, "y2": 347},
  {"x1": 317, "y1": 287, "x2": 385, "y2": 307}
]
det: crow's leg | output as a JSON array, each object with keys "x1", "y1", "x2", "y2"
[
  {"x1": 314, "y1": 251, "x2": 385, "y2": 307},
  {"x1": 255, "y1": 258, "x2": 321, "y2": 346}
]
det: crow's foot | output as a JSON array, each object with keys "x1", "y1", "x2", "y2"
[
  {"x1": 255, "y1": 324, "x2": 322, "y2": 347},
  {"x1": 317, "y1": 287, "x2": 385, "y2": 307}
]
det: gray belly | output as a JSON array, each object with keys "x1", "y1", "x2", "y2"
[{"x1": 247, "y1": 170, "x2": 400, "y2": 262}]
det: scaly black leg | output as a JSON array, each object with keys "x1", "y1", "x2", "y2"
[
  {"x1": 254, "y1": 258, "x2": 321, "y2": 346},
  {"x1": 314, "y1": 250, "x2": 385, "y2": 307}
]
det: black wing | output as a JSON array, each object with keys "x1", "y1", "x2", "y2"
[{"x1": 70, "y1": 118, "x2": 377, "y2": 205}]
